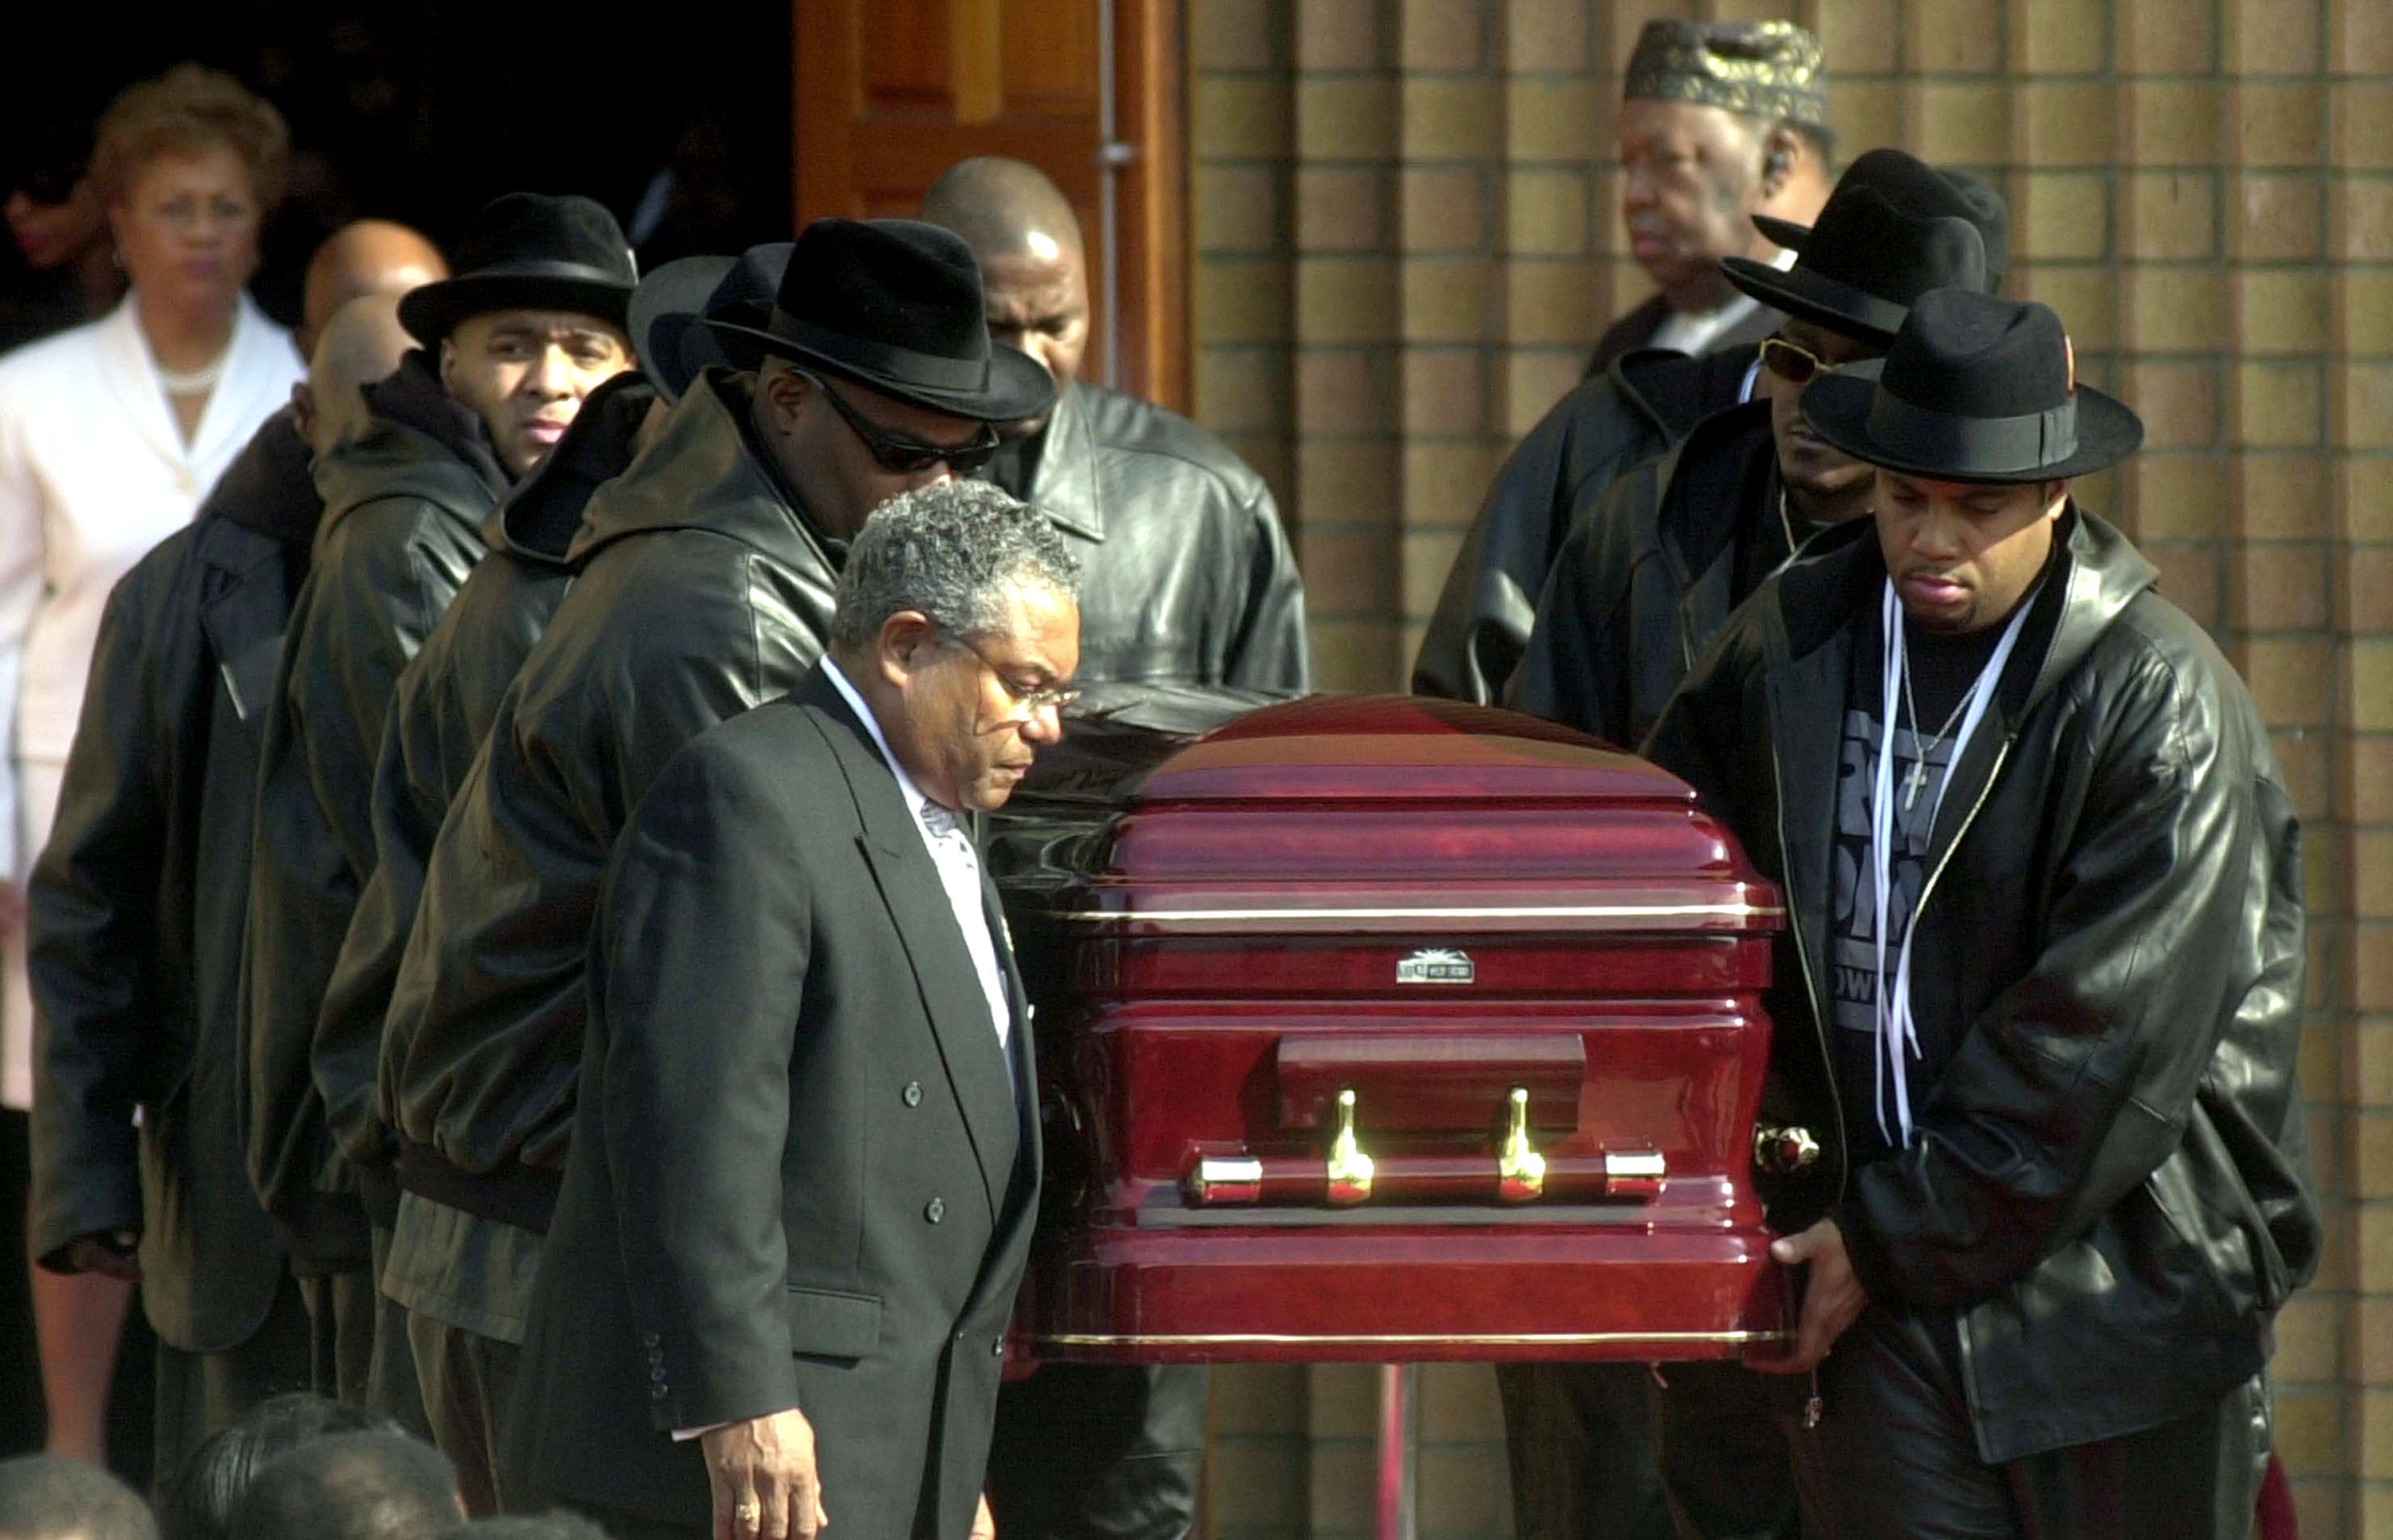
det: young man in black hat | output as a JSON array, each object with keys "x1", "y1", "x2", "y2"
[
  {"x1": 1412, "y1": 159, "x2": 2009, "y2": 709},
  {"x1": 1489, "y1": 147, "x2": 2006, "y2": 1540},
  {"x1": 368, "y1": 219, "x2": 1047, "y2": 1514},
  {"x1": 239, "y1": 191, "x2": 637, "y2": 1425},
  {"x1": 1642, "y1": 288, "x2": 2317, "y2": 1539}
]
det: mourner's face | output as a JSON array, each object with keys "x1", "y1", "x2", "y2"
[
  {"x1": 980, "y1": 235, "x2": 1089, "y2": 435},
  {"x1": 768, "y1": 364, "x2": 994, "y2": 538},
  {"x1": 1877, "y1": 471, "x2": 2066, "y2": 634},
  {"x1": 108, "y1": 144, "x2": 260, "y2": 313},
  {"x1": 6, "y1": 176, "x2": 106, "y2": 271},
  {"x1": 1618, "y1": 99, "x2": 1765, "y2": 301},
  {"x1": 1759, "y1": 317, "x2": 1882, "y2": 511},
  {"x1": 440, "y1": 309, "x2": 634, "y2": 479},
  {"x1": 879, "y1": 581, "x2": 1081, "y2": 813}
]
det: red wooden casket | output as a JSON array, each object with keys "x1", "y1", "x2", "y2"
[{"x1": 994, "y1": 692, "x2": 1792, "y2": 1365}]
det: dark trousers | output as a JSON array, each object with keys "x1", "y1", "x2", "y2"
[
  {"x1": 985, "y1": 1363, "x2": 1208, "y2": 1540},
  {"x1": 1496, "y1": 1361, "x2": 1801, "y2": 1540},
  {"x1": 364, "y1": 1227, "x2": 429, "y2": 1439},
  {"x1": 1796, "y1": 1305, "x2": 2269, "y2": 1540},
  {"x1": 297, "y1": 1266, "x2": 376, "y2": 1405},
  {"x1": 407, "y1": 1310, "x2": 518, "y2": 1516},
  {"x1": 563, "y1": 1503, "x2": 705, "y2": 1540},
  {"x1": 152, "y1": 1268, "x2": 314, "y2": 1481}
]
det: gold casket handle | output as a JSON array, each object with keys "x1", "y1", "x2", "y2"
[
  {"x1": 1325, "y1": 1087, "x2": 1375, "y2": 1205},
  {"x1": 1496, "y1": 1086, "x2": 1546, "y2": 1202},
  {"x1": 1754, "y1": 1125, "x2": 1821, "y2": 1176}
]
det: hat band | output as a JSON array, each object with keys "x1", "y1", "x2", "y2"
[
  {"x1": 768, "y1": 311, "x2": 991, "y2": 392},
  {"x1": 1866, "y1": 387, "x2": 2078, "y2": 476}
]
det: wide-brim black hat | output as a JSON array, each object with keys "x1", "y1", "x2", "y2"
[
  {"x1": 1755, "y1": 167, "x2": 2013, "y2": 293},
  {"x1": 705, "y1": 217, "x2": 1053, "y2": 423},
  {"x1": 400, "y1": 192, "x2": 639, "y2": 346},
  {"x1": 1723, "y1": 149, "x2": 2002, "y2": 346},
  {"x1": 1801, "y1": 288, "x2": 2143, "y2": 482},
  {"x1": 627, "y1": 242, "x2": 793, "y2": 403}
]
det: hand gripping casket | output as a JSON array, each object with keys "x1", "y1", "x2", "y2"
[{"x1": 995, "y1": 693, "x2": 1792, "y2": 1364}]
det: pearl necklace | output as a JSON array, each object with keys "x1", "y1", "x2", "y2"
[{"x1": 155, "y1": 353, "x2": 227, "y2": 396}]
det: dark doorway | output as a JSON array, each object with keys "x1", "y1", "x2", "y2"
[{"x1": 4, "y1": 0, "x2": 794, "y2": 329}]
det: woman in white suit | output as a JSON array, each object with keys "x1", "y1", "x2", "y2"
[{"x1": 0, "y1": 62, "x2": 302, "y2": 1462}]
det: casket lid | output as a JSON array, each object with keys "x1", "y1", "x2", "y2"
[{"x1": 1137, "y1": 695, "x2": 1693, "y2": 807}]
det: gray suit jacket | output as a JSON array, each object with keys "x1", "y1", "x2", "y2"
[{"x1": 503, "y1": 667, "x2": 1039, "y2": 1539}]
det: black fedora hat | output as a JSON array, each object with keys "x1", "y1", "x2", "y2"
[
  {"x1": 1724, "y1": 149, "x2": 1998, "y2": 346},
  {"x1": 1802, "y1": 288, "x2": 2143, "y2": 483},
  {"x1": 627, "y1": 242, "x2": 794, "y2": 403},
  {"x1": 1760, "y1": 167, "x2": 2013, "y2": 293},
  {"x1": 705, "y1": 218, "x2": 1053, "y2": 423},
  {"x1": 400, "y1": 192, "x2": 639, "y2": 346}
]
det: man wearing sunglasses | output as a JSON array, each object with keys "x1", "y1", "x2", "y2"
[
  {"x1": 1492, "y1": 148, "x2": 2007, "y2": 1540},
  {"x1": 376, "y1": 219, "x2": 1049, "y2": 1513}
]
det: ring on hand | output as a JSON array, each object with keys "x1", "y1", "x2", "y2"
[{"x1": 735, "y1": 1502, "x2": 763, "y2": 1525}]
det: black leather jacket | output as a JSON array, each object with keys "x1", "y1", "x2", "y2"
[
  {"x1": 239, "y1": 353, "x2": 504, "y2": 1267},
  {"x1": 27, "y1": 415, "x2": 313, "y2": 1350},
  {"x1": 1002, "y1": 380, "x2": 1309, "y2": 691},
  {"x1": 1642, "y1": 510, "x2": 2318, "y2": 1462},
  {"x1": 316, "y1": 372, "x2": 658, "y2": 1193},
  {"x1": 1507, "y1": 402, "x2": 1783, "y2": 748},
  {"x1": 1412, "y1": 347, "x2": 1755, "y2": 704},
  {"x1": 380, "y1": 369, "x2": 837, "y2": 1225}
]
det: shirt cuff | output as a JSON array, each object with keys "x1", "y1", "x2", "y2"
[{"x1": 673, "y1": 1423, "x2": 729, "y2": 1443}]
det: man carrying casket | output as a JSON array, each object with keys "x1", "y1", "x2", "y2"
[{"x1": 1642, "y1": 288, "x2": 2317, "y2": 1538}]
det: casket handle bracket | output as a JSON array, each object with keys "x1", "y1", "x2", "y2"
[
  {"x1": 1753, "y1": 1125, "x2": 1820, "y2": 1176},
  {"x1": 1326, "y1": 1087, "x2": 1375, "y2": 1205},
  {"x1": 1496, "y1": 1087, "x2": 1546, "y2": 1202}
]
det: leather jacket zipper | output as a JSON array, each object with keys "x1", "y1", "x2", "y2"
[{"x1": 1768, "y1": 740, "x2": 1846, "y2": 1207}]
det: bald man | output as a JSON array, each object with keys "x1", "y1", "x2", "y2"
[
  {"x1": 921, "y1": 157, "x2": 1300, "y2": 1540},
  {"x1": 25, "y1": 286, "x2": 428, "y2": 1480},
  {"x1": 299, "y1": 221, "x2": 448, "y2": 358},
  {"x1": 923, "y1": 157, "x2": 1309, "y2": 695}
]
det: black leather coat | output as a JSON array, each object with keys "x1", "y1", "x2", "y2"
[
  {"x1": 239, "y1": 353, "x2": 504, "y2": 1268},
  {"x1": 1642, "y1": 510, "x2": 2319, "y2": 1463},
  {"x1": 1586, "y1": 292, "x2": 1780, "y2": 376},
  {"x1": 1507, "y1": 401, "x2": 1782, "y2": 748},
  {"x1": 1412, "y1": 347, "x2": 1755, "y2": 705},
  {"x1": 380, "y1": 369, "x2": 838, "y2": 1224},
  {"x1": 1003, "y1": 380, "x2": 1309, "y2": 691},
  {"x1": 316, "y1": 372, "x2": 658, "y2": 1191},
  {"x1": 26, "y1": 412, "x2": 312, "y2": 1351}
]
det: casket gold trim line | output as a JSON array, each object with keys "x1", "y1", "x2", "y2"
[
  {"x1": 1059, "y1": 902, "x2": 1786, "y2": 922},
  {"x1": 1039, "y1": 1329, "x2": 1791, "y2": 1347}
]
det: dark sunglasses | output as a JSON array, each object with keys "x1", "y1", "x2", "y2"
[
  {"x1": 1759, "y1": 334, "x2": 1846, "y2": 387},
  {"x1": 798, "y1": 369, "x2": 1000, "y2": 476},
  {"x1": 7, "y1": 161, "x2": 85, "y2": 207}
]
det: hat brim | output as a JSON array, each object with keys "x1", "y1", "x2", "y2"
[
  {"x1": 627, "y1": 255, "x2": 733, "y2": 403},
  {"x1": 1721, "y1": 254, "x2": 1910, "y2": 346},
  {"x1": 399, "y1": 269, "x2": 636, "y2": 346},
  {"x1": 1752, "y1": 213, "x2": 1812, "y2": 252},
  {"x1": 704, "y1": 317, "x2": 1055, "y2": 423},
  {"x1": 1801, "y1": 361, "x2": 2146, "y2": 483}
]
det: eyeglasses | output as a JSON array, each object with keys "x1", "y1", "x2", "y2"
[
  {"x1": 1759, "y1": 335, "x2": 1849, "y2": 388},
  {"x1": 798, "y1": 369, "x2": 1000, "y2": 476},
  {"x1": 947, "y1": 632, "x2": 1081, "y2": 719}
]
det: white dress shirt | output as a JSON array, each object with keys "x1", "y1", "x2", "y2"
[
  {"x1": 821, "y1": 658, "x2": 1015, "y2": 1066},
  {"x1": 1647, "y1": 244, "x2": 1800, "y2": 356}
]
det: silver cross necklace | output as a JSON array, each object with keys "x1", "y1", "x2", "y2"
[{"x1": 1897, "y1": 641, "x2": 1973, "y2": 812}]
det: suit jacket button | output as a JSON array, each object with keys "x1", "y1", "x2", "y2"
[
  {"x1": 649, "y1": 1384, "x2": 668, "y2": 1402},
  {"x1": 903, "y1": 1081, "x2": 923, "y2": 1108},
  {"x1": 925, "y1": 1198, "x2": 945, "y2": 1223}
]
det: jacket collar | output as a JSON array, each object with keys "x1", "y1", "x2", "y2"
[
  {"x1": 93, "y1": 290, "x2": 298, "y2": 477},
  {"x1": 487, "y1": 372, "x2": 657, "y2": 569},
  {"x1": 1021, "y1": 379, "x2": 1104, "y2": 542},
  {"x1": 565, "y1": 368, "x2": 838, "y2": 574},
  {"x1": 1650, "y1": 400, "x2": 1779, "y2": 584}
]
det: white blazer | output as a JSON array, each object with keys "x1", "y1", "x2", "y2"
[
  {"x1": 0, "y1": 292, "x2": 301, "y2": 1107},
  {"x1": 0, "y1": 291, "x2": 303, "y2": 860}
]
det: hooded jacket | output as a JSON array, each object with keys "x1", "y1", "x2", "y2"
[
  {"x1": 1507, "y1": 401, "x2": 1784, "y2": 749},
  {"x1": 239, "y1": 352, "x2": 506, "y2": 1268},
  {"x1": 1412, "y1": 346, "x2": 1755, "y2": 705},
  {"x1": 316, "y1": 372, "x2": 660, "y2": 1196},
  {"x1": 1641, "y1": 510, "x2": 2318, "y2": 1462},
  {"x1": 26, "y1": 409, "x2": 314, "y2": 1349},
  {"x1": 380, "y1": 368, "x2": 838, "y2": 1226},
  {"x1": 1004, "y1": 380, "x2": 1309, "y2": 691}
]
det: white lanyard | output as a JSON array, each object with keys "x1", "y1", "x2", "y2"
[{"x1": 1870, "y1": 577, "x2": 2032, "y2": 1147}]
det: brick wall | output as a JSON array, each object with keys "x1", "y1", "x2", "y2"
[{"x1": 1185, "y1": 1, "x2": 2390, "y2": 1534}]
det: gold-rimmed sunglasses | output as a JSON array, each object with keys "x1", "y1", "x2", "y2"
[{"x1": 1758, "y1": 335, "x2": 1842, "y2": 387}]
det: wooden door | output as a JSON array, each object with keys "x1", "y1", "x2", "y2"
[{"x1": 793, "y1": 0, "x2": 1189, "y2": 412}]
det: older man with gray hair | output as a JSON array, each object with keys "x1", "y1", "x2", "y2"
[{"x1": 503, "y1": 479, "x2": 1077, "y2": 1540}]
